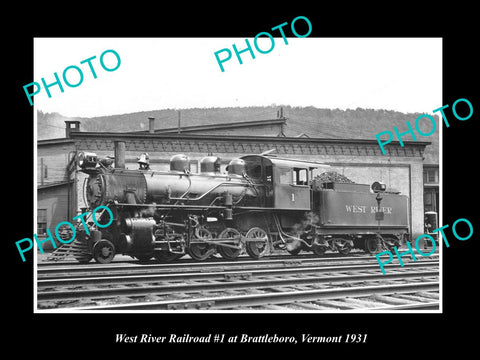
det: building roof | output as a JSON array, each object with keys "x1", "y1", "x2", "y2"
[
  {"x1": 66, "y1": 130, "x2": 430, "y2": 147},
  {"x1": 38, "y1": 180, "x2": 73, "y2": 190},
  {"x1": 38, "y1": 138, "x2": 75, "y2": 146},
  {"x1": 38, "y1": 127, "x2": 430, "y2": 150},
  {"x1": 37, "y1": 116, "x2": 431, "y2": 162},
  {"x1": 132, "y1": 118, "x2": 286, "y2": 135}
]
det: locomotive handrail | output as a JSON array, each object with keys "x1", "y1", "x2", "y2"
[
  {"x1": 82, "y1": 177, "x2": 88, "y2": 209},
  {"x1": 173, "y1": 173, "x2": 192, "y2": 204},
  {"x1": 242, "y1": 173, "x2": 261, "y2": 197},
  {"x1": 168, "y1": 181, "x2": 251, "y2": 202}
]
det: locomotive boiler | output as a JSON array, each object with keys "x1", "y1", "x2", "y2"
[{"x1": 73, "y1": 151, "x2": 409, "y2": 263}]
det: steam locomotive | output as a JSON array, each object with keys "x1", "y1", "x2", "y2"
[{"x1": 74, "y1": 151, "x2": 409, "y2": 263}]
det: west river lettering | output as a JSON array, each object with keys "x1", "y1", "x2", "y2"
[{"x1": 345, "y1": 205, "x2": 392, "y2": 214}]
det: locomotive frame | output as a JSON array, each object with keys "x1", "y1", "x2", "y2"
[{"x1": 73, "y1": 151, "x2": 409, "y2": 264}]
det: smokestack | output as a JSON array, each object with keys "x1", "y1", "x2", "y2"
[
  {"x1": 114, "y1": 140, "x2": 126, "y2": 169},
  {"x1": 148, "y1": 117, "x2": 155, "y2": 134}
]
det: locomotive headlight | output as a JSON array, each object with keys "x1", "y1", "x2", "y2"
[
  {"x1": 77, "y1": 151, "x2": 98, "y2": 170},
  {"x1": 371, "y1": 181, "x2": 386, "y2": 193}
]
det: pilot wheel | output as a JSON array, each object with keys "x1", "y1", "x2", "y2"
[{"x1": 92, "y1": 239, "x2": 115, "y2": 264}]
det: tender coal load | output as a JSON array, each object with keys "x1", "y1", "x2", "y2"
[
  {"x1": 314, "y1": 171, "x2": 354, "y2": 184},
  {"x1": 312, "y1": 171, "x2": 354, "y2": 190}
]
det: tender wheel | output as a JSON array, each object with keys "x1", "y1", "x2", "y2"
[
  {"x1": 92, "y1": 239, "x2": 115, "y2": 264},
  {"x1": 312, "y1": 243, "x2": 327, "y2": 256},
  {"x1": 364, "y1": 237, "x2": 380, "y2": 254},
  {"x1": 217, "y1": 228, "x2": 242, "y2": 260},
  {"x1": 154, "y1": 251, "x2": 183, "y2": 262},
  {"x1": 335, "y1": 238, "x2": 352, "y2": 255},
  {"x1": 382, "y1": 235, "x2": 400, "y2": 251},
  {"x1": 245, "y1": 227, "x2": 270, "y2": 259},
  {"x1": 188, "y1": 227, "x2": 215, "y2": 261}
]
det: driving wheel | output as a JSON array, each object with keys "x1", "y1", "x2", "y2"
[
  {"x1": 217, "y1": 228, "x2": 242, "y2": 260},
  {"x1": 245, "y1": 227, "x2": 270, "y2": 259},
  {"x1": 188, "y1": 227, "x2": 215, "y2": 261}
]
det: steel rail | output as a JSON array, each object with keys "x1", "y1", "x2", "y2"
[
  {"x1": 36, "y1": 254, "x2": 378, "y2": 272},
  {"x1": 365, "y1": 302, "x2": 440, "y2": 311},
  {"x1": 37, "y1": 269, "x2": 439, "y2": 302},
  {"x1": 69, "y1": 281, "x2": 440, "y2": 310},
  {"x1": 37, "y1": 255, "x2": 440, "y2": 278},
  {"x1": 37, "y1": 260, "x2": 439, "y2": 287},
  {"x1": 37, "y1": 251, "x2": 440, "y2": 268}
]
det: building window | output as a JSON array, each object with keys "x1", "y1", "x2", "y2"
[
  {"x1": 423, "y1": 168, "x2": 438, "y2": 184},
  {"x1": 424, "y1": 188, "x2": 439, "y2": 213},
  {"x1": 424, "y1": 192, "x2": 433, "y2": 206},
  {"x1": 37, "y1": 209, "x2": 47, "y2": 235}
]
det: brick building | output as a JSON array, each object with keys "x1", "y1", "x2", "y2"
[{"x1": 37, "y1": 113, "x2": 436, "y2": 248}]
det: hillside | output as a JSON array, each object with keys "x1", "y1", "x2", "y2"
[{"x1": 37, "y1": 106, "x2": 439, "y2": 163}]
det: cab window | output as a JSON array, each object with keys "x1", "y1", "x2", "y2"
[
  {"x1": 277, "y1": 167, "x2": 292, "y2": 185},
  {"x1": 293, "y1": 168, "x2": 308, "y2": 185},
  {"x1": 244, "y1": 157, "x2": 263, "y2": 180}
]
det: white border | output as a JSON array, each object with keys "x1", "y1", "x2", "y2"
[{"x1": 34, "y1": 37, "x2": 442, "y2": 314}]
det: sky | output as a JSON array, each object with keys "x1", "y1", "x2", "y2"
[{"x1": 33, "y1": 37, "x2": 442, "y2": 118}]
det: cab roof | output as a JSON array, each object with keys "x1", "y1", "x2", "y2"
[{"x1": 240, "y1": 154, "x2": 330, "y2": 170}]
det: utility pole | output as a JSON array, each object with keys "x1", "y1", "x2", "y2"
[{"x1": 178, "y1": 110, "x2": 181, "y2": 134}]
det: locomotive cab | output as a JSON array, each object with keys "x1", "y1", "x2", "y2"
[{"x1": 240, "y1": 155, "x2": 329, "y2": 210}]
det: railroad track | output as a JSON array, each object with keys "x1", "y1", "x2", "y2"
[
  {"x1": 37, "y1": 252, "x2": 439, "y2": 275},
  {"x1": 36, "y1": 254, "x2": 440, "y2": 311},
  {"x1": 37, "y1": 251, "x2": 375, "y2": 267}
]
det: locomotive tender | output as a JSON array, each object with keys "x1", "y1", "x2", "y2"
[{"x1": 74, "y1": 150, "x2": 409, "y2": 263}]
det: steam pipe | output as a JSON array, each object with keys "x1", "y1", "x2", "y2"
[
  {"x1": 168, "y1": 182, "x2": 246, "y2": 202},
  {"x1": 272, "y1": 214, "x2": 313, "y2": 248}
]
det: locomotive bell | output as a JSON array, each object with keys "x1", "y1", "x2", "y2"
[
  {"x1": 170, "y1": 154, "x2": 190, "y2": 172},
  {"x1": 137, "y1": 152, "x2": 150, "y2": 170},
  {"x1": 137, "y1": 152, "x2": 150, "y2": 165}
]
